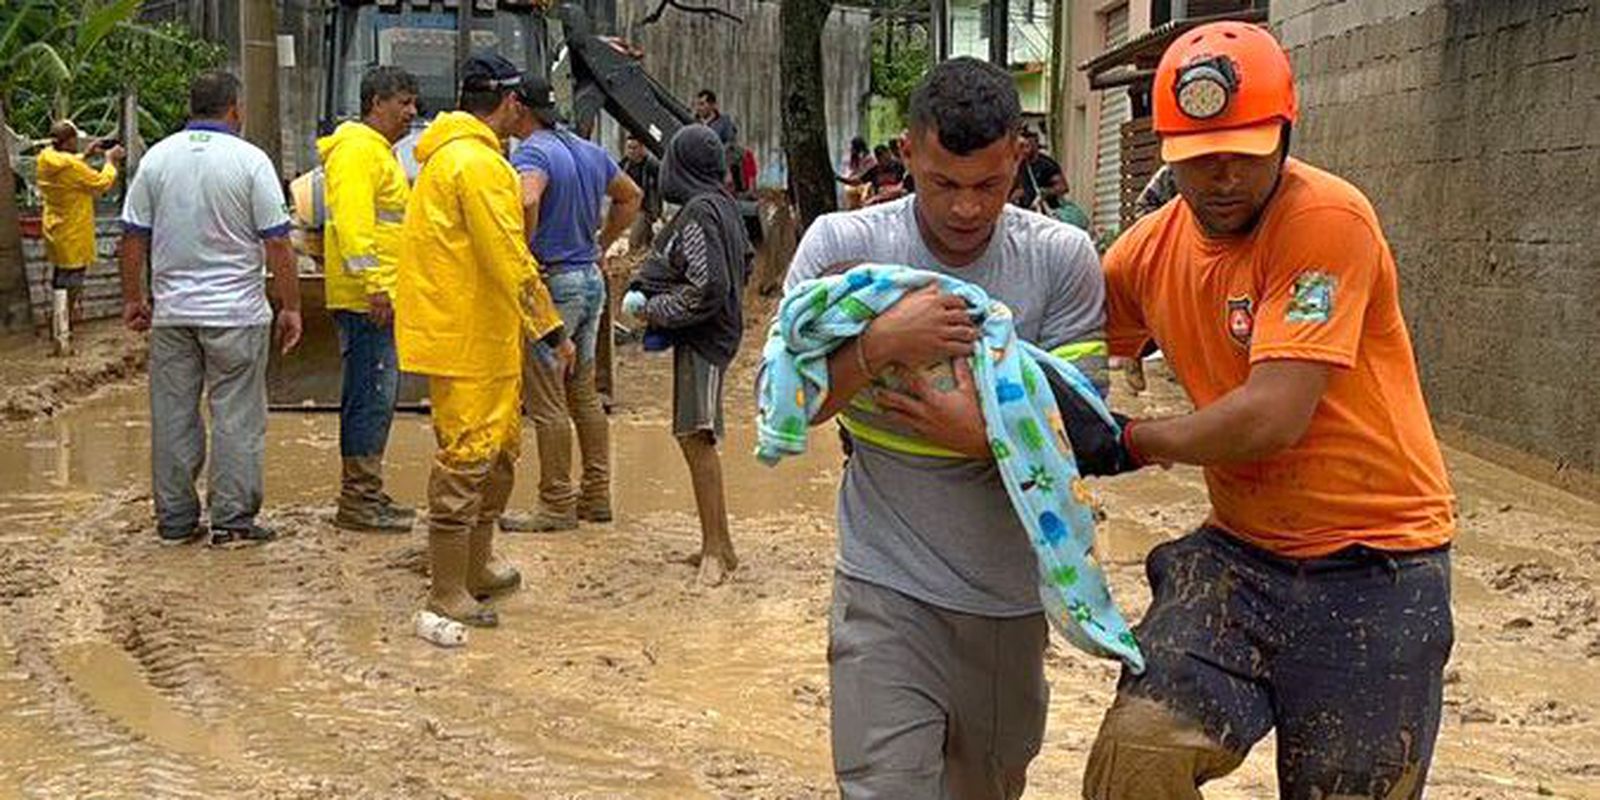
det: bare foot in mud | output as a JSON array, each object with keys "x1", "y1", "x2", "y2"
[{"x1": 688, "y1": 549, "x2": 739, "y2": 587}]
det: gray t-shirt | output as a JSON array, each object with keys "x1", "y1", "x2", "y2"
[
  {"x1": 786, "y1": 196, "x2": 1106, "y2": 617},
  {"x1": 122, "y1": 123, "x2": 290, "y2": 328}
]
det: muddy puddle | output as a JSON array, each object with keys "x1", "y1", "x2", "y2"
[{"x1": 1, "y1": 345, "x2": 1598, "y2": 798}]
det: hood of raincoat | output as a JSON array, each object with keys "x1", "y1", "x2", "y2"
[
  {"x1": 414, "y1": 111, "x2": 502, "y2": 165},
  {"x1": 317, "y1": 119, "x2": 390, "y2": 163},
  {"x1": 661, "y1": 124, "x2": 728, "y2": 206}
]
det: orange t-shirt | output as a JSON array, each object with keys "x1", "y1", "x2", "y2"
[{"x1": 1104, "y1": 159, "x2": 1455, "y2": 557}]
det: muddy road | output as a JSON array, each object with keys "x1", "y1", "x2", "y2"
[{"x1": 0, "y1": 336, "x2": 1597, "y2": 799}]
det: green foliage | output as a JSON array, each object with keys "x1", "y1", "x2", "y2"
[
  {"x1": 2, "y1": 1, "x2": 224, "y2": 143},
  {"x1": 871, "y1": 19, "x2": 930, "y2": 112}
]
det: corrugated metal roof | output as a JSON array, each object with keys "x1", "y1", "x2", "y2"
[{"x1": 1077, "y1": 7, "x2": 1268, "y2": 79}]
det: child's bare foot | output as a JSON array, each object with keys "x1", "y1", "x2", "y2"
[{"x1": 694, "y1": 547, "x2": 738, "y2": 587}]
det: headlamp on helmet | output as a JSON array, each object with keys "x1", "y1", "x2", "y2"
[{"x1": 1173, "y1": 56, "x2": 1239, "y2": 121}]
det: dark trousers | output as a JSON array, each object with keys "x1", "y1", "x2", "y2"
[{"x1": 1084, "y1": 526, "x2": 1454, "y2": 799}]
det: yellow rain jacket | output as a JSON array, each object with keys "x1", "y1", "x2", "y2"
[
  {"x1": 318, "y1": 121, "x2": 410, "y2": 312},
  {"x1": 396, "y1": 111, "x2": 562, "y2": 379},
  {"x1": 36, "y1": 147, "x2": 117, "y2": 269}
]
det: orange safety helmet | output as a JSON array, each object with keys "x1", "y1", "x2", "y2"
[{"x1": 1153, "y1": 21, "x2": 1298, "y2": 163}]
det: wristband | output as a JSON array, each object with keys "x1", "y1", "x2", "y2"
[{"x1": 1120, "y1": 418, "x2": 1147, "y2": 468}]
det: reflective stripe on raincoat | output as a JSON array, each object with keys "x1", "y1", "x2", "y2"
[{"x1": 319, "y1": 121, "x2": 410, "y2": 312}]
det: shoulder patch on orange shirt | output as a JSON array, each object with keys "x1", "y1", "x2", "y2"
[{"x1": 1286, "y1": 270, "x2": 1336, "y2": 323}]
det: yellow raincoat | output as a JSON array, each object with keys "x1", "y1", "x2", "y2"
[
  {"x1": 318, "y1": 121, "x2": 409, "y2": 312},
  {"x1": 37, "y1": 147, "x2": 117, "y2": 269},
  {"x1": 396, "y1": 111, "x2": 561, "y2": 379},
  {"x1": 397, "y1": 112, "x2": 562, "y2": 466}
]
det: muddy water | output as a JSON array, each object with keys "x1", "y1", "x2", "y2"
[{"x1": 1, "y1": 349, "x2": 1599, "y2": 799}]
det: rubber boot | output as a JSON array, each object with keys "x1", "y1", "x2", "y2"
[
  {"x1": 468, "y1": 523, "x2": 521, "y2": 599},
  {"x1": 51, "y1": 288, "x2": 72, "y2": 358},
  {"x1": 569, "y1": 361, "x2": 613, "y2": 523},
  {"x1": 380, "y1": 492, "x2": 417, "y2": 520},
  {"x1": 679, "y1": 432, "x2": 737, "y2": 586},
  {"x1": 335, "y1": 456, "x2": 412, "y2": 532},
  {"x1": 426, "y1": 460, "x2": 498, "y2": 628},
  {"x1": 470, "y1": 451, "x2": 522, "y2": 599}
]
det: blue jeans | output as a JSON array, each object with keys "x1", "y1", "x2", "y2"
[
  {"x1": 536, "y1": 265, "x2": 606, "y2": 366},
  {"x1": 335, "y1": 310, "x2": 399, "y2": 458}
]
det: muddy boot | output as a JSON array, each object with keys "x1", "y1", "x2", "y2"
[
  {"x1": 335, "y1": 456, "x2": 412, "y2": 532},
  {"x1": 569, "y1": 361, "x2": 612, "y2": 523},
  {"x1": 679, "y1": 433, "x2": 737, "y2": 586},
  {"x1": 467, "y1": 523, "x2": 522, "y2": 600},
  {"x1": 576, "y1": 500, "x2": 613, "y2": 524},
  {"x1": 470, "y1": 452, "x2": 522, "y2": 599},
  {"x1": 427, "y1": 461, "x2": 498, "y2": 628},
  {"x1": 498, "y1": 508, "x2": 578, "y2": 532},
  {"x1": 379, "y1": 492, "x2": 417, "y2": 520}
]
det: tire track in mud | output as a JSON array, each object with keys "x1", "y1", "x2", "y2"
[
  {"x1": 0, "y1": 491, "x2": 228, "y2": 797},
  {"x1": 2, "y1": 494, "x2": 414, "y2": 796}
]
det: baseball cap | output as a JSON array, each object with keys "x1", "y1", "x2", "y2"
[
  {"x1": 1152, "y1": 22, "x2": 1298, "y2": 163},
  {"x1": 515, "y1": 72, "x2": 566, "y2": 126},
  {"x1": 459, "y1": 53, "x2": 523, "y2": 94}
]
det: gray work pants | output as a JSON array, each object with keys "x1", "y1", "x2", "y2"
[
  {"x1": 829, "y1": 573, "x2": 1050, "y2": 800},
  {"x1": 149, "y1": 325, "x2": 269, "y2": 533}
]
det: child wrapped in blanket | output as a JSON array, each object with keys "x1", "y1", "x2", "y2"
[
  {"x1": 620, "y1": 123, "x2": 753, "y2": 586},
  {"x1": 800, "y1": 260, "x2": 1125, "y2": 471},
  {"x1": 810, "y1": 260, "x2": 966, "y2": 452}
]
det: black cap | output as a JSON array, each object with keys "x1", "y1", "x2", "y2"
[
  {"x1": 460, "y1": 53, "x2": 522, "y2": 94},
  {"x1": 516, "y1": 72, "x2": 566, "y2": 126}
]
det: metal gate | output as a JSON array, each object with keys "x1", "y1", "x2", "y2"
[{"x1": 1092, "y1": 4, "x2": 1131, "y2": 237}]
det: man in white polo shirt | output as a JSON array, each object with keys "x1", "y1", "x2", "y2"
[{"x1": 119, "y1": 71, "x2": 302, "y2": 547}]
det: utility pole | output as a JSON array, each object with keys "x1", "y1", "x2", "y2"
[
  {"x1": 987, "y1": 0, "x2": 1009, "y2": 68},
  {"x1": 930, "y1": 0, "x2": 948, "y2": 62},
  {"x1": 240, "y1": 0, "x2": 281, "y2": 169}
]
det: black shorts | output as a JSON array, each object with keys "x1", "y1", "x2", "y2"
[{"x1": 50, "y1": 267, "x2": 87, "y2": 290}]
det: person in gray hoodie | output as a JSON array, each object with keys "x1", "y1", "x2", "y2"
[{"x1": 623, "y1": 123, "x2": 753, "y2": 586}]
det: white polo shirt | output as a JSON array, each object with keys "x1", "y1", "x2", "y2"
[{"x1": 121, "y1": 122, "x2": 290, "y2": 327}]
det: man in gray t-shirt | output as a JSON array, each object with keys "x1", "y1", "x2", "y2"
[
  {"x1": 785, "y1": 59, "x2": 1106, "y2": 799},
  {"x1": 119, "y1": 71, "x2": 301, "y2": 548}
]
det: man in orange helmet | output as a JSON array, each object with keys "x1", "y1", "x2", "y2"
[{"x1": 1079, "y1": 22, "x2": 1456, "y2": 799}]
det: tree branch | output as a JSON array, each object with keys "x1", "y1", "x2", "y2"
[{"x1": 641, "y1": 0, "x2": 743, "y2": 26}]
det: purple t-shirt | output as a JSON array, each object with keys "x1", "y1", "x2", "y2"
[{"x1": 509, "y1": 130, "x2": 619, "y2": 269}]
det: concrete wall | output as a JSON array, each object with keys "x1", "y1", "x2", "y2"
[
  {"x1": 612, "y1": 0, "x2": 872, "y2": 187},
  {"x1": 22, "y1": 218, "x2": 125, "y2": 327},
  {"x1": 1272, "y1": 0, "x2": 1600, "y2": 488}
]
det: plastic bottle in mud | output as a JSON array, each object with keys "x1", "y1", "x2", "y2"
[{"x1": 414, "y1": 610, "x2": 467, "y2": 647}]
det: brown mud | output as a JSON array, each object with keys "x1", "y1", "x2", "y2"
[
  {"x1": 0, "y1": 322, "x2": 147, "y2": 422},
  {"x1": 0, "y1": 335, "x2": 1597, "y2": 798}
]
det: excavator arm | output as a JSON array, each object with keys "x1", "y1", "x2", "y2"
[{"x1": 551, "y1": 2, "x2": 762, "y2": 242}]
